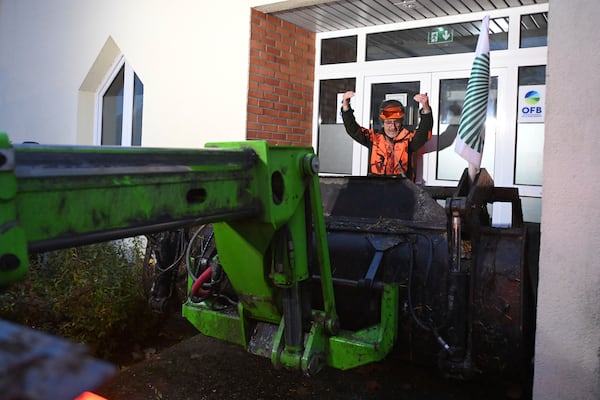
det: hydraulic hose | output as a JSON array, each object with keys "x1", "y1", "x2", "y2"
[
  {"x1": 191, "y1": 265, "x2": 212, "y2": 297},
  {"x1": 405, "y1": 231, "x2": 452, "y2": 354}
]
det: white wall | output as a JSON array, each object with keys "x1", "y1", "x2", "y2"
[
  {"x1": 533, "y1": 0, "x2": 600, "y2": 398},
  {"x1": 0, "y1": 0, "x2": 251, "y2": 147}
]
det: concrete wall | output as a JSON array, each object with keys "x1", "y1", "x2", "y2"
[
  {"x1": 0, "y1": 0, "x2": 251, "y2": 147},
  {"x1": 533, "y1": 1, "x2": 600, "y2": 398}
]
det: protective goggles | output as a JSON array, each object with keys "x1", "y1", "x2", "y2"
[{"x1": 379, "y1": 106, "x2": 404, "y2": 120}]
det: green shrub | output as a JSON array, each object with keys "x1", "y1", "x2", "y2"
[{"x1": 0, "y1": 238, "x2": 163, "y2": 360}]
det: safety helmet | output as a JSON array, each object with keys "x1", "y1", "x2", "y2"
[{"x1": 379, "y1": 99, "x2": 405, "y2": 120}]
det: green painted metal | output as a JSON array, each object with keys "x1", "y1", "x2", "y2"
[
  {"x1": 3, "y1": 132, "x2": 402, "y2": 375},
  {"x1": 0, "y1": 138, "x2": 266, "y2": 286},
  {"x1": 13, "y1": 144, "x2": 260, "y2": 250},
  {"x1": 203, "y1": 141, "x2": 316, "y2": 324},
  {"x1": 0, "y1": 133, "x2": 28, "y2": 285},
  {"x1": 306, "y1": 166, "x2": 338, "y2": 334},
  {"x1": 327, "y1": 284, "x2": 399, "y2": 370},
  {"x1": 186, "y1": 142, "x2": 400, "y2": 374},
  {"x1": 271, "y1": 318, "x2": 302, "y2": 370},
  {"x1": 300, "y1": 312, "x2": 328, "y2": 376},
  {"x1": 182, "y1": 300, "x2": 247, "y2": 346}
]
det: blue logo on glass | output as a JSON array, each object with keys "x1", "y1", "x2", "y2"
[{"x1": 524, "y1": 91, "x2": 540, "y2": 105}]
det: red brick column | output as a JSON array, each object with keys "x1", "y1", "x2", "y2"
[{"x1": 247, "y1": 9, "x2": 315, "y2": 147}]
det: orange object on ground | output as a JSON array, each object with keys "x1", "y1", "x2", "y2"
[{"x1": 74, "y1": 392, "x2": 108, "y2": 400}]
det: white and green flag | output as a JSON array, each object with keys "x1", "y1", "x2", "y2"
[{"x1": 455, "y1": 15, "x2": 490, "y2": 176}]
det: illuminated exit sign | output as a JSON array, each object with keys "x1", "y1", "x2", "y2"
[{"x1": 428, "y1": 27, "x2": 453, "y2": 44}]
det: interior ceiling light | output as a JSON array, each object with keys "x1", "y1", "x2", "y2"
[{"x1": 393, "y1": 0, "x2": 419, "y2": 9}]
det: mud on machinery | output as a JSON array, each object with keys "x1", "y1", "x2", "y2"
[{"x1": 0, "y1": 132, "x2": 537, "y2": 386}]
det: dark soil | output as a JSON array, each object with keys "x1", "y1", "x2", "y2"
[{"x1": 94, "y1": 314, "x2": 527, "y2": 400}]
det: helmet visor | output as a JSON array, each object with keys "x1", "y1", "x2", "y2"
[{"x1": 379, "y1": 106, "x2": 404, "y2": 120}]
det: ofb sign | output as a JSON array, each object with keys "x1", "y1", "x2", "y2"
[
  {"x1": 428, "y1": 27, "x2": 453, "y2": 44},
  {"x1": 518, "y1": 85, "x2": 545, "y2": 123}
]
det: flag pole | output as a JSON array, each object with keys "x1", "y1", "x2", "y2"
[{"x1": 468, "y1": 163, "x2": 478, "y2": 183}]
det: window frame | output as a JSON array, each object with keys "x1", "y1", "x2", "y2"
[
  {"x1": 94, "y1": 56, "x2": 138, "y2": 146},
  {"x1": 313, "y1": 4, "x2": 548, "y2": 223}
]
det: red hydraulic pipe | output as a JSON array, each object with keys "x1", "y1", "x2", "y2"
[{"x1": 191, "y1": 266, "x2": 212, "y2": 297}]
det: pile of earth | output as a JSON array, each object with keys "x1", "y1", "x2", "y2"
[{"x1": 95, "y1": 314, "x2": 525, "y2": 400}]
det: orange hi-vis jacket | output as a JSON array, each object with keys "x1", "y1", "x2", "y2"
[{"x1": 341, "y1": 107, "x2": 433, "y2": 180}]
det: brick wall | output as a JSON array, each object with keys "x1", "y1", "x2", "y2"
[{"x1": 247, "y1": 9, "x2": 315, "y2": 147}]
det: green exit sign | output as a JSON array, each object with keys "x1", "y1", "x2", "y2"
[{"x1": 428, "y1": 27, "x2": 453, "y2": 44}]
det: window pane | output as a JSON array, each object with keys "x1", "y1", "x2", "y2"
[
  {"x1": 131, "y1": 73, "x2": 144, "y2": 146},
  {"x1": 366, "y1": 18, "x2": 508, "y2": 61},
  {"x1": 370, "y1": 81, "x2": 421, "y2": 132},
  {"x1": 520, "y1": 13, "x2": 548, "y2": 48},
  {"x1": 321, "y1": 36, "x2": 357, "y2": 65},
  {"x1": 522, "y1": 196, "x2": 542, "y2": 223},
  {"x1": 317, "y1": 78, "x2": 355, "y2": 174},
  {"x1": 318, "y1": 78, "x2": 355, "y2": 124},
  {"x1": 515, "y1": 65, "x2": 546, "y2": 186},
  {"x1": 515, "y1": 124, "x2": 544, "y2": 185},
  {"x1": 101, "y1": 66, "x2": 124, "y2": 146},
  {"x1": 436, "y1": 77, "x2": 498, "y2": 181},
  {"x1": 518, "y1": 65, "x2": 546, "y2": 86}
]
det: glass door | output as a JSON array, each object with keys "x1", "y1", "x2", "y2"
[
  {"x1": 424, "y1": 69, "x2": 521, "y2": 225},
  {"x1": 359, "y1": 74, "x2": 431, "y2": 176},
  {"x1": 363, "y1": 70, "x2": 519, "y2": 225},
  {"x1": 435, "y1": 76, "x2": 498, "y2": 181},
  {"x1": 419, "y1": 69, "x2": 509, "y2": 188}
]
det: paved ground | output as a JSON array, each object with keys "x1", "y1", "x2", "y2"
[{"x1": 94, "y1": 316, "x2": 527, "y2": 400}]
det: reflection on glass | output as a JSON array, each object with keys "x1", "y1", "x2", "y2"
[
  {"x1": 321, "y1": 36, "x2": 357, "y2": 65},
  {"x1": 370, "y1": 81, "x2": 421, "y2": 131},
  {"x1": 521, "y1": 197, "x2": 542, "y2": 223},
  {"x1": 515, "y1": 124, "x2": 544, "y2": 185},
  {"x1": 319, "y1": 124, "x2": 353, "y2": 174},
  {"x1": 367, "y1": 18, "x2": 508, "y2": 61},
  {"x1": 319, "y1": 78, "x2": 356, "y2": 124},
  {"x1": 317, "y1": 78, "x2": 356, "y2": 174},
  {"x1": 433, "y1": 77, "x2": 498, "y2": 181},
  {"x1": 515, "y1": 65, "x2": 546, "y2": 186},
  {"x1": 520, "y1": 13, "x2": 548, "y2": 48},
  {"x1": 101, "y1": 66, "x2": 124, "y2": 145},
  {"x1": 132, "y1": 74, "x2": 144, "y2": 146}
]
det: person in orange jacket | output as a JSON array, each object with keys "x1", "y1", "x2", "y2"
[{"x1": 340, "y1": 91, "x2": 433, "y2": 181}]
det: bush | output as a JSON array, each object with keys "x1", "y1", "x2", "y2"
[{"x1": 0, "y1": 238, "x2": 163, "y2": 360}]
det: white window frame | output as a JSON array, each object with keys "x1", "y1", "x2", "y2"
[
  {"x1": 94, "y1": 55, "x2": 137, "y2": 146},
  {"x1": 313, "y1": 4, "x2": 548, "y2": 223}
]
